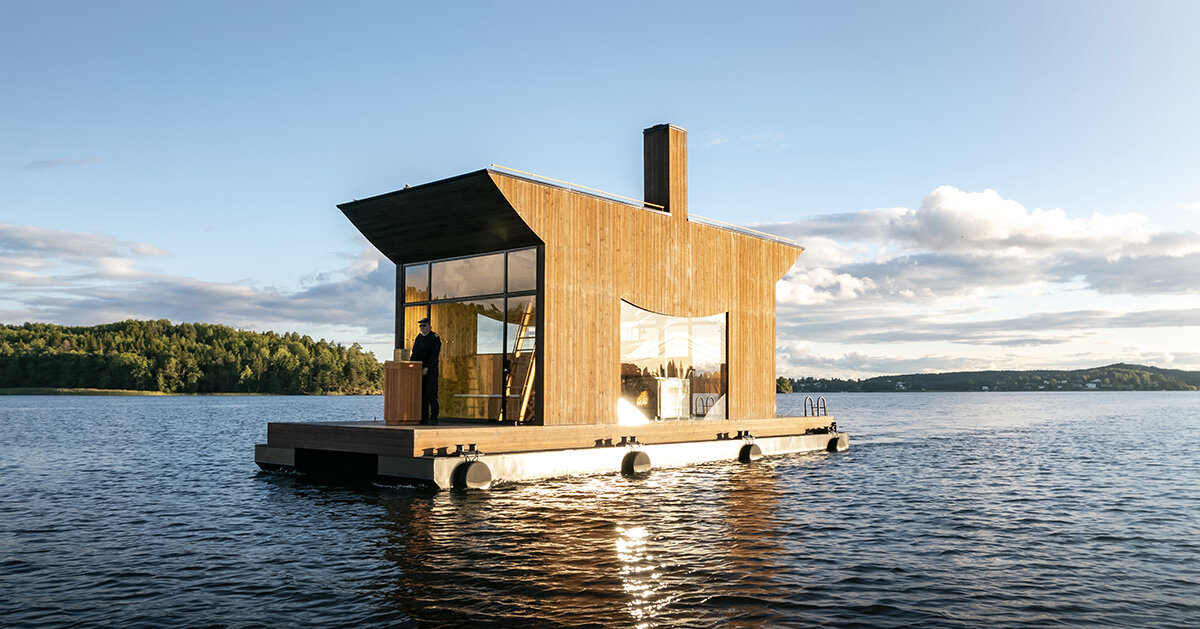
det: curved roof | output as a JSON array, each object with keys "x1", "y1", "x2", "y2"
[{"x1": 337, "y1": 170, "x2": 542, "y2": 265}]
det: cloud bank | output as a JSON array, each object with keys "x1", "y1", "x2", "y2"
[
  {"x1": 758, "y1": 186, "x2": 1200, "y2": 377},
  {"x1": 4, "y1": 185, "x2": 1199, "y2": 375},
  {"x1": 22, "y1": 156, "x2": 106, "y2": 170},
  {"x1": 0, "y1": 223, "x2": 393, "y2": 354}
]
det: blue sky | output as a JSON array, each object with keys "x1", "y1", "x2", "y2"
[{"x1": 3, "y1": 1, "x2": 1199, "y2": 377}]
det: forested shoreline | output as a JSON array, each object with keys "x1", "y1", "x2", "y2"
[
  {"x1": 7, "y1": 319, "x2": 1196, "y2": 397},
  {"x1": 777, "y1": 363, "x2": 1200, "y2": 393},
  {"x1": 0, "y1": 320, "x2": 383, "y2": 394}
]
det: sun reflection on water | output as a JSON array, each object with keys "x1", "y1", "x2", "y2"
[{"x1": 615, "y1": 523, "x2": 674, "y2": 626}]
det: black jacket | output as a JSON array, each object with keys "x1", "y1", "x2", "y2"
[{"x1": 411, "y1": 332, "x2": 441, "y2": 370}]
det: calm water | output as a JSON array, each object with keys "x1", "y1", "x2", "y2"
[{"x1": 1, "y1": 393, "x2": 1198, "y2": 628}]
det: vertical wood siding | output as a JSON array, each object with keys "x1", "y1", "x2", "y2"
[{"x1": 492, "y1": 173, "x2": 801, "y2": 425}]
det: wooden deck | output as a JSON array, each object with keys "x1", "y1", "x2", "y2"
[{"x1": 266, "y1": 416, "x2": 836, "y2": 458}]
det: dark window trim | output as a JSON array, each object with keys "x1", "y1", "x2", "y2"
[
  {"x1": 403, "y1": 289, "x2": 537, "y2": 308},
  {"x1": 409, "y1": 246, "x2": 535, "y2": 268},
  {"x1": 397, "y1": 245, "x2": 542, "y2": 425}
]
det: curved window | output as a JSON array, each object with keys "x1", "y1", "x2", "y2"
[{"x1": 619, "y1": 300, "x2": 726, "y2": 423}]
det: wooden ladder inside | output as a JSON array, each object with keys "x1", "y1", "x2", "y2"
[{"x1": 506, "y1": 301, "x2": 537, "y2": 423}]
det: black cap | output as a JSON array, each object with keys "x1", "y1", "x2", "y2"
[{"x1": 417, "y1": 317, "x2": 430, "y2": 324}]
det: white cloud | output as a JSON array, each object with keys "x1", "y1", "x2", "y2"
[
  {"x1": 765, "y1": 186, "x2": 1200, "y2": 376},
  {"x1": 779, "y1": 307, "x2": 1200, "y2": 347},
  {"x1": 699, "y1": 131, "x2": 788, "y2": 150},
  {"x1": 1, "y1": 222, "x2": 394, "y2": 352},
  {"x1": 740, "y1": 132, "x2": 788, "y2": 150},
  {"x1": 6, "y1": 185, "x2": 1200, "y2": 379},
  {"x1": 756, "y1": 208, "x2": 906, "y2": 242},
  {"x1": 767, "y1": 186, "x2": 1200, "y2": 305},
  {"x1": 0, "y1": 223, "x2": 168, "y2": 265},
  {"x1": 0, "y1": 270, "x2": 55, "y2": 286},
  {"x1": 92, "y1": 256, "x2": 143, "y2": 278},
  {"x1": 777, "y1": 267, "x2": 875, "y2": 305},
  {"x1": 886, "y1": 186, "x2": 1154, "y2": 254},
  {"x1": 775, "y1": 342, "x2": 996, "y2": 379},
  {"x1": 22, "y1": 156, "x2": 106, "y2": 170}
]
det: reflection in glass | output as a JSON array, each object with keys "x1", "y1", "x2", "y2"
[
  {"x1": 432, "y1": 298, "x2": 505, "y2": 420},
  {"x1": 401, "y1": 247, "x2": 540, "y2": 423},
  {"x1": 476, "y1": 312, "x2": 504, "y2": 355},
  {"x1": 431, "y1": 253, "x2": 504, "y2": 300},
  {"x1": 507, "y1": 247, "x2": 537, "y2": 293},
  {"x1": 404, "y1": 263, "x2": 429, "y2": 302},
  {"x1": 403, "y1": 305, "x2": 428, "y2": 353},
  {"x1": 504, "y1": 295, "x2": 537, "y2": 422},
  {"x1": 619, "y1": 301, "x2": 726, "y2": 422}
]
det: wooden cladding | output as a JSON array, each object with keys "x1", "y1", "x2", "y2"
[
  {"x1": 643, "y1": 124, "x2": 688, "y2": 219},
  {"x1": 343, "y1": 127, "x2": 801, "y2": 429},
  {"x1": 383, "y1": 361, "x2": 422, "y2": 424},
  {"x1": 491, "y1": 171, "x2": 801, "y2": 426}
]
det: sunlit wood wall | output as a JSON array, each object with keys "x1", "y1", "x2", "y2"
[{"x1": 492, "y1": 172, "x2": 801, "y2": 425}]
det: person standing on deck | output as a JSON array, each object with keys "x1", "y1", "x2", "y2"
[{"x1": 411, "y1": 317, "x2": 441, "y2": 425}]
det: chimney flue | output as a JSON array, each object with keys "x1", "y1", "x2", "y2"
[{"x1": 643, "y1": 124, "x2": 687, "y2": 219}]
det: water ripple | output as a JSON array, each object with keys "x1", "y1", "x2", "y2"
[{"x1": 1, "y1": 393, "x2": 1199, "y2": 627}]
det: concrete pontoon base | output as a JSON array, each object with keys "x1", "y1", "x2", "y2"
[{"x1": 255, "y1": 419, "x2": 848, "y2": 490}]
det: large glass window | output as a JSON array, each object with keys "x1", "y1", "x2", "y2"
[
  {"x1": 507, "y1": 248, "x2": 537, "y2": 293},
  {"x1": 432, "y1": 298, "x2": 505, "y2": 420},
  {"x1": 402, "y1": 247, "x2": 539, "y2": 423},
  {"x1": 403, "y1": 263, "x2": 429, "y2": 302},
  {"x1": 431, "y1": 253, "x2": 504, "y2": 300},
  {"x1": 619, "y1": 300, "x2": 727, "y2": 423}
]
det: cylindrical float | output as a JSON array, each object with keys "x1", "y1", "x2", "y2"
[
  {"x1": 452, "y1": 460, "x2": 493, "y2": 489},
  {"x1": 738, "y1": 443, "x2": 763, "y2": 462},
  {"x1": 621, "y1": 450, "x2": 652, "y2": 475}
]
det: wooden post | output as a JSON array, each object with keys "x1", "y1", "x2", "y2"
[{"x1": 384, "y1": 361, "x2": 422, "y2": 424}]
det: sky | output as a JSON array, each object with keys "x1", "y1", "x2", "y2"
[{"x1": 2, "y1": 1, "x2": 1199, "y2": 378}]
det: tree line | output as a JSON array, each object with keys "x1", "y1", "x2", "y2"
[
  {"x1": 0, "y1": 320, "x2": 384, "y2": 394},
  {"x1": 778, "y1": 363, "x2": 1200, "y2": 393}
]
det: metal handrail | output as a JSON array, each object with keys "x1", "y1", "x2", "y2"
[
  {"x1": 490, "y1": 164, "x2": 664, "y2": 209},
  {"x1": 490, "y1": 164, "x2": 800, "y2": 248},
  {"x1": 688, "y1": 213, "x2": 800, "y2": 247}
]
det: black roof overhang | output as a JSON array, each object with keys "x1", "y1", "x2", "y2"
[{"x1": 337, "y1": 170, "x2": 542, "y2": 265}]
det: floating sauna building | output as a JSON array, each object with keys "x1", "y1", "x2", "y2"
[{"x1": 255, "y1": 124, "x2": 847, "y2": 489}]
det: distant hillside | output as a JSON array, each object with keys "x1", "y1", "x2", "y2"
[
  {"x1": 0, "y1": 320, "x2": 383, "y2": 394},
  {"x1": 778, "y1": 363, "x2": 1200, "y2": 393}
]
